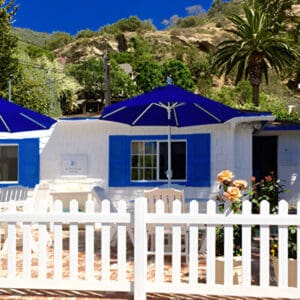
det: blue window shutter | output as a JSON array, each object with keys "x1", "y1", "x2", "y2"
[
  {"x1": 109, "y1": 136, "x2": 130, "y2": 186},
  {"x1": 18, "y1": 138, "x2": 40, "y2": 188},
  {"x1": 187, "y1": 134, "x2": 210, "y2": 186}
]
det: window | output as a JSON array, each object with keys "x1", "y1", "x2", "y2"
[
  {"x1": 131, "y1": 141, "x2": 186, "y2": 181},
  {"x1": 0, "y1": 145, "x2": 18, "y2": 182}
]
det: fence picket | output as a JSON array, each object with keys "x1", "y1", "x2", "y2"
[
  {"x1": 206, "y1": 199, "x2": 216, "y2": 284},
  {"x1": 259, "y1": 200, "x2": 270, "y2": 286},
  {"x1": 297, "y1": 201, "x2": 300, "y2": 288},
  {"x1": 278, "y1": 200, "x2": 289, "y2": 287},
  {"x1": 188, "y1": 200, "x2": 199, "y2": 284},
  {"x1": 155, "y1": 199, "x2": 164, "y2": 282},
  {"x1": 224, "y1": 201, "x2": 233, "y2": 286},
  {"x1": 172, "y1": 200, "x2": 182, "y2": 284},
  {"x1": 53, "y1": 200, "x2": 63, "y2": 280},
  {"x1": 101, "y1": 199, "x2": 111, "y2": 282},
  {"x1": 69, "y1": 199, "x2": 79, "y2": 280},
  {"x1": 7, "y1": 202, "x2": 16, "y2": 279},
  {"x1": 242, "y1": 199, "x2": 252, "y2": 286},
  {"x1": 117, "y1": 200, "x2": 127, "y2": 282},
  {"x1": 134, "y1": 197, "x2": 147, "y2": 300},
  {"x1": 22, "y1": 222, "x2": 32, "y2": 279},
  {"x1": 85, "y1": 199, "x2": 95, "y2": 280}
]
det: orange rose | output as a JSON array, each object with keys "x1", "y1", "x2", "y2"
[
  {"x1": 223, "y1": 186, "x2": 241, "y2": 202},
  {"x1": 233, "y1": 179, "x2": 248, "y2": 190},
  {"x1": 217, "y1": 170, "x2": 233, "y2": 184},
  {"x1": 265, "y1": 175, "x2": 272, "y2": 182}
]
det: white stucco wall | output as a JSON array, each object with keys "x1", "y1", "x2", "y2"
[
  {"x1": 39, "y1": 118, "x2": 258, "y2": 204},
  {"x1": 277, "y1": 134, "x2": 300, "y2": 205}
]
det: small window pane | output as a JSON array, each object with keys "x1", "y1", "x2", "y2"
[
  {"x1": 132, "y1": 142, "x2": 144, "y2": 154},
  {"x1": 159, "y1": 141, "x2": 186, "y2": 180},
  {"x1": 145, "y1": 155, "x2": 154, "y2": 167},
  {"x1": 0, "y1": 145, "x2": 18, "y2": 181},
  {"x1": 138, "y1": 156, "x2": 144, "y2": 166},
  {"x1": 145, "y1": 168, "x2": 153, "y2": 180},
  {"x1": 145, "y1": 142, "x2": 156, "y2": 154},
  {"x1": 132, "y1": 155, "x2": 139, "y2": 167},
  {"x1": 131, "y1": 168, "x2": 138, "y2": 180}
]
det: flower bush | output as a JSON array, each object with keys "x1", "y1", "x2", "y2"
[
  {"x1": 216, "y1": 170, "x2": 248, "y2": 256},
  {"x1": 216, "y1": 170, "x2": 248, "y2": 213},
  {"x1": 250, "y1": 172, "x2": 286, "y2": 214},
  {"x1": 216, "y1": 170, "x2": 295, "y2": 259},
  {"x1": 270, "y1": 225, "x2": 297, "y2": 259}
]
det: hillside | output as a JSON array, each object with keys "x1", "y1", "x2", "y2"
[
  {"x1": 10, "y1": 3, "x2": 300, "y2": 118},
  {"x1": 53, "y1": 25, "x2": 229, "y2": 65}
]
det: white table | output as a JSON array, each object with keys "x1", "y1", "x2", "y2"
[{"x1": 50, "y1": 190, "x2": 92, "y2": 211}]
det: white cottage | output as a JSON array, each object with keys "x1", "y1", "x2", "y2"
[
  {"x1": 37, "y1": 113, "x2": 274, "y2": 208},
  {"x1": 6, "y1": 86, "x2": 300, "y2": 210}
]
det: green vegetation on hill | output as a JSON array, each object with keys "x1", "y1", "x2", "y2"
[
  {"x1": 12, "y1": 27, "x2": 52, "y2": 48},
  {"x1": 2, "y1": 0, "x2": 300, "y2": 121}
]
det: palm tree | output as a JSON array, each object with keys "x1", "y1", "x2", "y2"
[{"x1": 212, "y1": 2, "x2": 298, "y2": 106}]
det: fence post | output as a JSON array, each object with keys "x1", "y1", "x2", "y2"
[{"x1": 134, "y1": 197, "x2": 147, "y2": 300}]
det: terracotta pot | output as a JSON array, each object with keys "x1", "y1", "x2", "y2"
[
  {"x1": 272, "y1": 257, "x2": 297, "y2": 287},
  {"x1": 215, "y1": 256, "x2": 242, "y2": 285}
]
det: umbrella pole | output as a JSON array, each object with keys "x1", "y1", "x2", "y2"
[{"x1": 167, "y1": 124, "x2": 172, "y2": 186}]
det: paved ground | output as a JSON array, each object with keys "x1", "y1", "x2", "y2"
[
  {"x1": 0, "y1": 289, "x2": 295, "y2": 300},
  {"x1": 0, "y1": 230, "x2": 297, "y2": 300}
]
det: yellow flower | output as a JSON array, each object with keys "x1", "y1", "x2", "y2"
[
  {"x1": 217, "y1": 170, "x2": 233, "y2": 184},
  {"x1": 223, "y1": 186, "x2": 241, "y2": 202},
  {"x1": 233, "y1": 179, "x2": 248, "y2": 190}
]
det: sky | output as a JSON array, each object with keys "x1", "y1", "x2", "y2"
[{"x1": 13, "y1": 0, "x2": 215, "y2": 35}]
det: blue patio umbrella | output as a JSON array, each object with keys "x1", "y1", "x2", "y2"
[
  {"x1": 100, "y1": 85, "x2": 272, "y2": 185},
  {"x1": 0, "y1": 97, "x2": 56, "y2": 133}
]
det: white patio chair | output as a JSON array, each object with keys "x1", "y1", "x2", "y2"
[
  {"x1": 0, "y1": 184, "x2": 52, "y2": 253},
  {"x1": 0, "y1": 186, "x2": 31, "y2": 253},
  {"x1": 92, "y1": 186, "x2": 134, "y2": 245},
  {"x1": 0, "y1": 186, "x2": 29, "y2": 210},
  {"x1": 144, "y1": 187, "x2": 189, "y2": 262}
]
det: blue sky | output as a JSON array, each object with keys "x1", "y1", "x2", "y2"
[{"x1": 13, "y1": 0, "x2": 215, "y2": 35}]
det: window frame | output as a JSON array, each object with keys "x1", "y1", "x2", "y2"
[
  {"x1": 0, "y1": 143, "x2": 19, "y2": 183},
  {"x1": 130, "y1": 139, "x2": 187, "y2": 182}
]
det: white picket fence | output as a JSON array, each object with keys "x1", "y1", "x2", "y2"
[{"x1": 0, "y1": 197, "x2": 299, "y2": 299}]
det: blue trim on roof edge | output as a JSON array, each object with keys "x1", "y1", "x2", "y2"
[{"x1": 263, "y1": 125, "x2": 300, "y2": 131}]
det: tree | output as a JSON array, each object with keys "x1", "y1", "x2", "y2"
[
  {"x1": 256, "y1": 0, "x2": 294, "y2": 34},
  {"x1": 100, "y1": 16, "x2": 155, "y2": 35},
  {"x1": 46, "y1": 32, "x2": 74, "y2": 50},
  {"x1": 212, "y1": 2, "x2": 298, "y2": 106},
  {"x1": 0, "y1": 0, "x2": 18, "y2": 96},
  {"x1": 162, "y1": 59, "x2": 195, "y2": 91},
  {"x1": 67, "y1": 56, "x2": 137, "y2": 105},
  {"x1": 67, "y1": 57, "x2": 104, "y2": 99},
  {"x1": 135, "y1": 61, "x2": 164, "y2": 92}
]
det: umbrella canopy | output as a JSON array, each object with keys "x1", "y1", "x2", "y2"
[
  {"x1": 0, "y1": 97, "x2": 56, "y2": 132},
  {"x1": 100, "y1": 85, "x2": 272, "y2": 184}
]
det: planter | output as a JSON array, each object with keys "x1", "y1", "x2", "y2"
[
  {"x1": 215, "y1": 256, "x2": 242, "y2": 285},
  {"x1": 272, "y1": 257, "x2": 297, "y2": 287}
]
